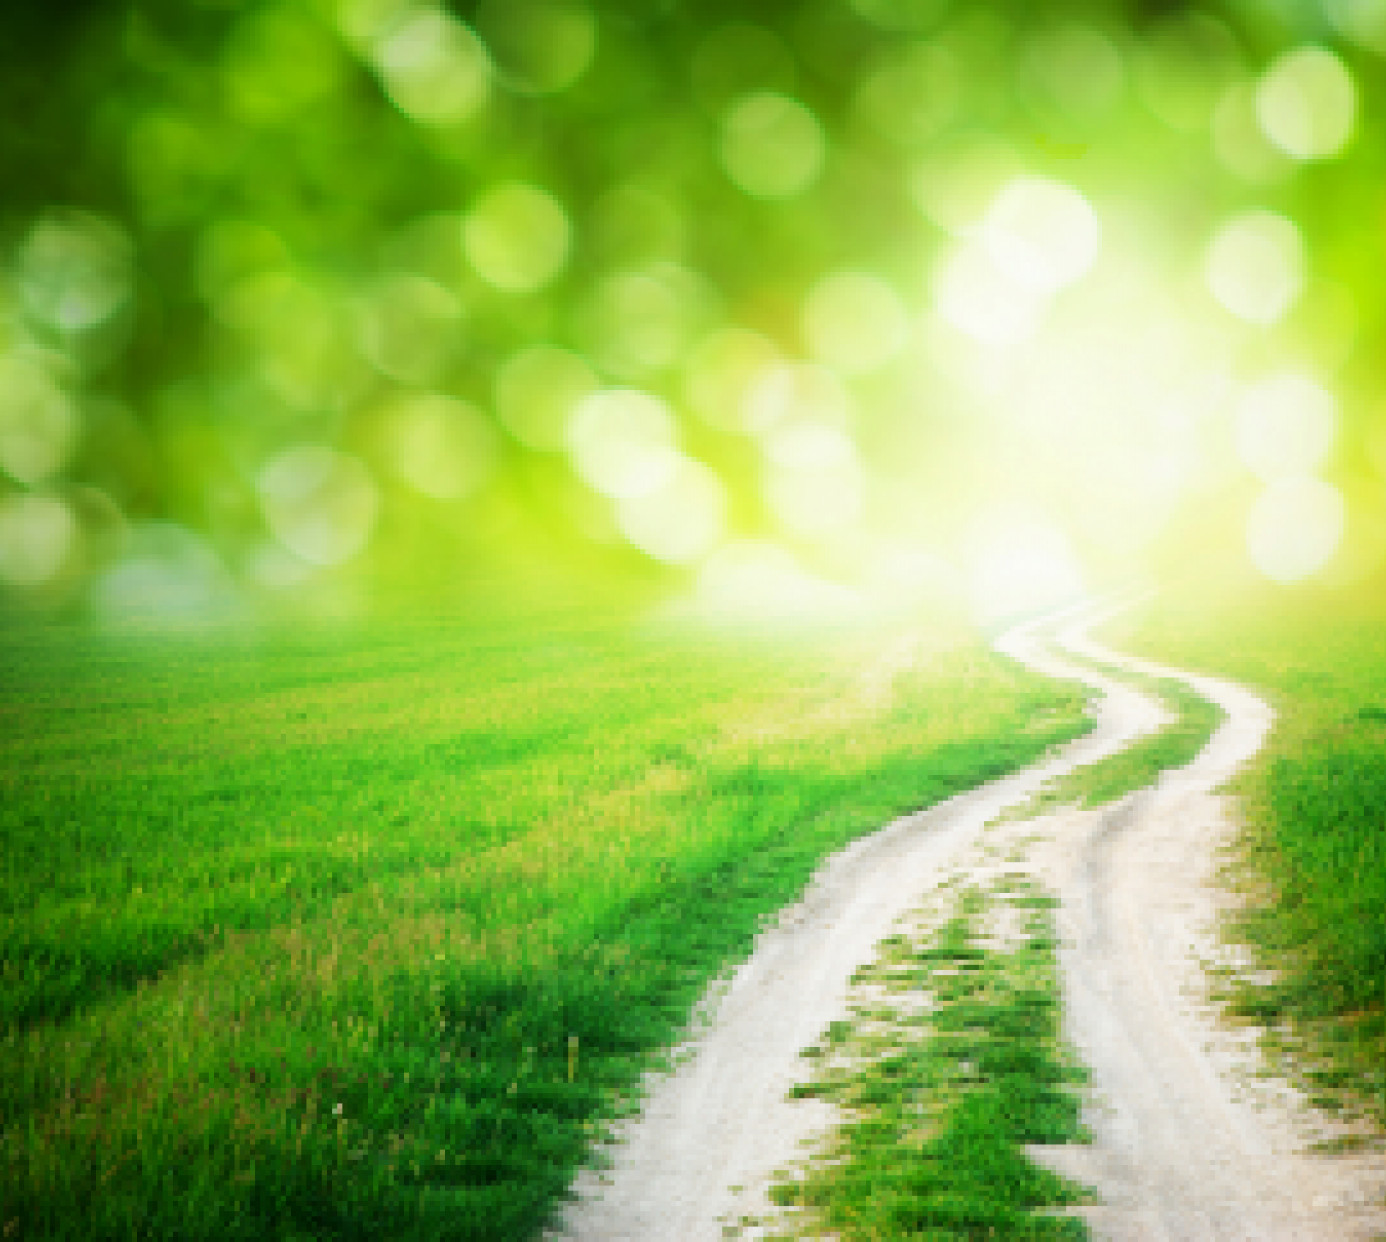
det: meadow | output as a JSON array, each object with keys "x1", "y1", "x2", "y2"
[
  {"x1": 1112, "y1": 575, "x2": 1386, "y2": 1131},
  {"x1": 0, "y1": 602, "x2": 1088, "y2": 1240}
]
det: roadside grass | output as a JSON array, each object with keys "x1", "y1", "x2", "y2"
[
  {"x1": 0, "y1": 604, "x2": 1088, "y2": 1241},
  {"x1": 1020, "y1": 673, "x2": 1224, "y2": 815},
  {"x1": 760, "y1": 877, "x2": 1093, "y2": 1240},
  {"x1": 1112, "y1": 576, "x2": 1386, "y2": 1131}
]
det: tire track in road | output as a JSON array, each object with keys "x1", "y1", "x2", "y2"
[
  {"x1": 554, "y1": 599, "x2": 1386, "y2": 1240},
  {"x1": 1029, "y1": 612, "x2": 1386, "y2": 1241}
]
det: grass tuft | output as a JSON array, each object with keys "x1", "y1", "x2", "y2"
[{"x1": 763, "y1": 879, "x2": 1094, "y2": 1240}]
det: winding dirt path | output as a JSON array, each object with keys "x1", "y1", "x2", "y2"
[
  {"x1": 1028, "y1": 613, "x2": 1386, "y2": 1240},
  {"x1": 554, "y1": 600, "x2": 1386, "y2": 1240}
]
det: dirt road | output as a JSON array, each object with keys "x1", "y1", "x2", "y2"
[
  {"x1": 554, "y1": 600, "x2": 1386, "y2": 1240},
  {"x1": 1027, "y1": 614, "x2": 1386, "y2": 1240}
]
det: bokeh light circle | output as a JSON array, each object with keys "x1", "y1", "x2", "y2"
[
  {"x1": 682, "y1": 327, "x2": 782, "y2": 433},
  {"x1": 0, "y1": 493, "x2": 75, "y2": 587},
  {"x1": 257, "y1": 445, "x2": 379, "y2": 566},
  {"x1": 495, "y1": 345, "x2": 596, "y2": 451},
  {"x1": 0, "y1": 354, "x2": 81, "y2": 485},
  {"x1": 981, "y1": 176, "x2": 1101, "y2": 294},
  {"x1": 357, "y1": 274, "x2": 463, "y2": 384},
  {"x1": 802, "y1": 270, "x2": 908, "y2": 374},
  {"x1": 691, "y1": 22, "x2": 797, "y2": 113},
  {"x1": 763, "y1": 420, "x2": 863, "y2": 536},
  {"x1": 933, "y1": 240, "x2": 1045, "y2": 346},
  {"x1": 1246, "y1": 476, "x2": 1345, "y2": 583},
  {"x1": 746, "y1": 362, "x2": 854, "y2": 436},
  {"x1": 370, "y1": 6, "x2": 492, "y2": 127},
  {"x1": 17, "y1": 210, "x2": 133, "y2": 335},
  {"x1": 719, "y1": 92, "x2": 826, "y2": 200},
  {"x1": 1256, "y1": 45, "x2": 1357, "y2": 160},
  {"x1": 854, "y1": 42, "x2": 958, "y2": 147},
  {"x1": 567, "y1": 389, "x2": 681, "y2": 500},
  {"x1": 463, "y1": 182, "x2": 571, "y2": 292},
  {"x1": 848, "y1": 0, "x2": 948, "y2": 33},
  {"x1": 473, "y1": 0, "x2": 596, "y2": 94},
  {"x1": 617, "y1": 456, "x2": 726, "y2": 563},
  {"x1": 911, "y1": 136, "x2": 1020, "y2": 233},
  {"x1": 1235, "y1": 369, "x2": 1337, "y2": 481},
  {"x1": 383, "y1": 393, "x2": 497, "y2": 500},
  {"x1": 1205, "y1": 209, "x2": 1304, "y2": 325}
]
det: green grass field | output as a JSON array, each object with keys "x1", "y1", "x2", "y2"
[
  {"x1": 0, "y1": 604, "x2": 1088, "y2": 1240},
  {"x1": 1113, "y1": 576, "x2": 1386, "y2": 1129}
]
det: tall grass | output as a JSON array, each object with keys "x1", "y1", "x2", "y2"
[
  {"x1": 1114, "y1": 577, "x2": 1386, "y2": 1127},
  {"x1": 0, "y1": 605, "x2": 1087, "y2": 1240}
]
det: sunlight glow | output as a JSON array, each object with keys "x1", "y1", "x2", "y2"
[
  {"x1": 861, "y1": 543, "x2": 962, "y2": 609},
  {"x1": 690, "y1": 539, "x2": 864, "y2": 625},
  {"x1": 764, "y1": 419, "x2": 864, "y2": 536},
  {"x1": 965, "y1": 511, "x2": 1084, "y2": 623},
  {"x1": 1235, "y1": 369, "x2": 1337, "y2": 482},
  {"x1": 933, "y1": 176, "x2": 1098, "y2": 348},
  {"x1": 616, "y1": 456, "x2": 726, "y2": 564},
  {"x1": 980, "y1": 177, "x2": 1100, "y2": 294},
  {"x1": 933, "y1": 240, "x2": 1046, "y2": 346}
]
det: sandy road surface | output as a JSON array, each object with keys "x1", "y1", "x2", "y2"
[
  {"x1": 554, "y1": 600, "x2": 1386, "y2": 1241},
  {"x1": 1028, "y1": 617, "x2": 1386, "y2": 1240}
]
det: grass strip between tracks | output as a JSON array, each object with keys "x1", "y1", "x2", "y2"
[
  {"x1": 758, "y1": 876, "x2": 1093, "y2": 1240},
  {"x1": 1023, "y1": 671, "x2": 1224, "y2": 814}
]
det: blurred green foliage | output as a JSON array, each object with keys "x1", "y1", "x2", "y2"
[{"x1": 1, "y1": 0, "x2": 1383, "y2": 618}]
